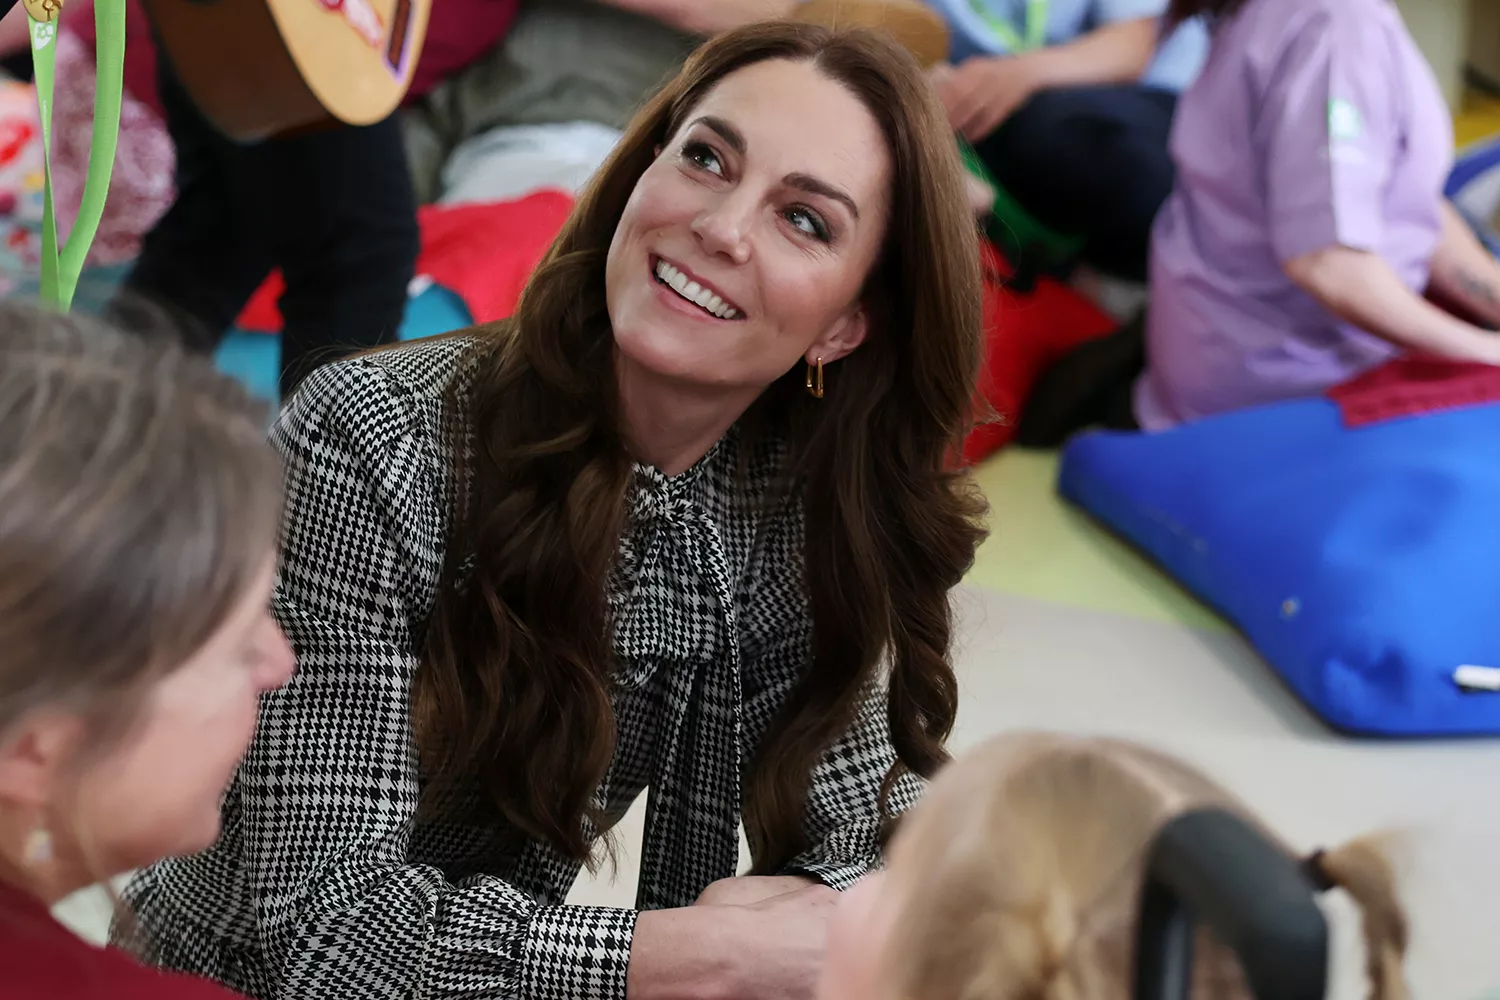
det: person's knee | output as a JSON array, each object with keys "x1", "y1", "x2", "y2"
[
  {"x1": 1004, "y1": 87, "x2": 1084, "y2": 138},
  {"x1": 979, "y1": 87, "x2": 1100, "y2": 176}
]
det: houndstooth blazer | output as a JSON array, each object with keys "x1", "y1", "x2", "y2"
[{"x1": 118, "y1": 335, "x2": 923, "y2": 1000}]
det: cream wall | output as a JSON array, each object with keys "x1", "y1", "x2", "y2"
[
  {"x1": 1390, "y1": 0, "x2": 1500, "y2": 109},
  {"x1": 1393, "y1": 0, "x2": 1472, "y2": 107}
]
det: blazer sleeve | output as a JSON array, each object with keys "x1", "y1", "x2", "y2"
[
  {"x1": 248, "y1": 359, "x2": 638, "y2": 1000},
  {"x1": 778, "y1": 668, "x2": 925, "y2": 890}
]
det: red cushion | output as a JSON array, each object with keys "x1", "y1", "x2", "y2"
[
  {"x1": 1328, "y1": 356, "x2": 1500, "y2": 428},
  {"x1": 959, "y1": 241, "x2": 1118, "y2": 464}
]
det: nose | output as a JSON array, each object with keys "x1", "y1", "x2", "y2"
[
  {"x1": 691, "y1": 189, "x2": 754, "y2": 264},
  {"x1": 258, "y1": 618, "x2": 297, "y2": 692}
]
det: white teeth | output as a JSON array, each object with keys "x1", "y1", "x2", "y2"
[{"x1": 654, "y1": 259, "x2": 741, "y2": 320}]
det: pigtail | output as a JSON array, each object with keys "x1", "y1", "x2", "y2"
[{"x1": 1311, "y1": 840, "x2": 1411, "y2": 1000}]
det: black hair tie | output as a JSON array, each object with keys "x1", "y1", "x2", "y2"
[{"x1": 1301, "y1": 849, "x2": 1336, "y2": 892}]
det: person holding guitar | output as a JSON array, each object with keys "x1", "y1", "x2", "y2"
[{"x1": 105, "y1": 0, "x2": 521, "y2": 398}]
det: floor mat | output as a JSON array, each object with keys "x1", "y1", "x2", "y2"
[{"x1": 966, "y1": 448, "x2": 1227, "y2": 632}]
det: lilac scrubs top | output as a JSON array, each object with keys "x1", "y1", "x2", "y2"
[{"x1": 1135, "y1": 0, "x2": 1454, "y2": 430}]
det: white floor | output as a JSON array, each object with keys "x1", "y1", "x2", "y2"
[{"x1": 57, "y1": 585, "x2": 1500, "y2": 1000}]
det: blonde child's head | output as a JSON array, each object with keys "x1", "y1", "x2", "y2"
[{"x1": 823, "y1": 732, "x2": 1408, "y2": 1000}]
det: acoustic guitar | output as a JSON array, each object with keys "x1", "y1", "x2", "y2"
[
  {"x1": 142, "y1": 0, "x2": 431, "y2": 142},
  {"x1": 791, "y1": 0, "x2": 950, "y2": 68}
]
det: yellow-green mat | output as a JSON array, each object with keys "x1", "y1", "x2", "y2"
[
  {"x1": 966, "y1": 449, "x2": 1227, "y2": 633},
  {"x1": 1456, "y1": 94, "x2": 1500, "y2": 148}
]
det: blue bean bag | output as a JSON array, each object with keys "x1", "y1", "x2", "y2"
[
  {"x1": 1447, "y1": 134, "x2": 1500, "y2": 256},
  {"x1": 1058, "y1": 396, "x2": 1500, "y2": 737}
]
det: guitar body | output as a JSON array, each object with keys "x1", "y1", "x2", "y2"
[
  {"x1": 791, "y1": 0, "x2": 950, "y2": 68},
  {"x1": 143, "y1": 0, "x2": 431, "y2": 142}
]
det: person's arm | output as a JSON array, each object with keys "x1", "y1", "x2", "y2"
[
  {"x1": 1250, "y1": 9, "x2": 1500, "y2": 362},
  {"x1": 735, "y1": 609, "x2": 923, "y2": 892},
  {"x1": 1023, "y1": 16, "x2": 1158, "y2": 89},
  {"x1": 933, "y1": 16, "x2": 1158, "y2": 141},
  {"x1": 1284, "y1": 246, "x2": 1500, "y2": 365},
  {"x1": 776, "y1": 674, "x2": 926, "y2": 889},
  {"x1": 593, "y1": 0, "x2": 797, "y2": 36},
  {"x1": 227, "y1": 359, "x2": 640, "y2": 1000},
  {"x1": 1427, "y1": 201, "x2": 1500, "y2": 329}
]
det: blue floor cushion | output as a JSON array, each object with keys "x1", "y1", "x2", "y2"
[
  {"x1": 1059, "y1": 397, "x2": 1500, "y2": 737},
  {"x1": 1447, "y1": 134, "x2": 1500, "y2": 256},
  {"x1": 215, "y1": 284, "x2": 473, "y2": 406}
]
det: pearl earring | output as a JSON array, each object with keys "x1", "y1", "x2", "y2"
[{"x1": 22, "y1": 826, "x2": 53, "y2": 866}]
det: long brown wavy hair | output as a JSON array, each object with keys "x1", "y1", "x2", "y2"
[{"x1": 414, "y1": 21, "x2": 988, "y2": 873}]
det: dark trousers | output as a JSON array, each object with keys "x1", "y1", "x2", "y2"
[
  {"x1": 975, "y1": 83, "x2": 1177, "y2": 283},
  {"x1": 110, "y1": 59, "x2": 420, "y2": 398}
]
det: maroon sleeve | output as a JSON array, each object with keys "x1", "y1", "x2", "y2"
[{"x1": 405, "y1": 0, "x2": 519, "y2": 101}]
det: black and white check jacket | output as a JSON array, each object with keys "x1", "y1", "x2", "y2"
[{"x1": 119, "y1": 336, "x2": 923, "y2": 1000}]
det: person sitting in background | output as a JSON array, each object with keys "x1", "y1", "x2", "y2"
[
  {"x1": 0, "y1": 307, "x2": 294, "y2": 999},
  {"x1": 403, "y1": 0, "x2": 804, "y2": 207},
  {"x1": 1137, "y1": 0, "x2": 1500, "y2": 430},
  {"x1": 107, "y1": 0, "x2": 520, "y2": 399},
  {"x1": 924, "y1": 0, "x2": 1209, "y2": 281},
  {"x1": 820, "y1": 732, "x2": 1411, "y2": 1000}
]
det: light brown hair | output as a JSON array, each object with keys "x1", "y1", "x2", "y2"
[
  {"x1": 0, "y1": 304, "x2": 283, "y2": 762},
  {"x1": 413, "y1": 20, "x2": 988, "y2": 868},
  {"x1": 881, "y1": 733, "x2": 1409, "y2": 1000}
]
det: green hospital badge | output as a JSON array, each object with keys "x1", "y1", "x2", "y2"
[{"x1": 1328, "y1": 98, "x2": 1364, "y2": 143}]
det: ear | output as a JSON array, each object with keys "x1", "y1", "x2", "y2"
[
  {"x1": 0, "y1": 710, "x2": 82, "y2": 810},
  {"x1": 807, "y1": 302, "x2": 870, "y2": 366},
  {"x1": 654, "y1": 144, "x2": 663, "y2": 158}
]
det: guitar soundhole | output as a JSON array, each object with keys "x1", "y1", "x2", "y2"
[{"x1": 385, "y1": 0, "x2": 413, "y2": 75}]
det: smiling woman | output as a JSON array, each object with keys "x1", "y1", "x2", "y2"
[{"x1": 115, "y1": 20, "x2": 988, "y2": 1000}]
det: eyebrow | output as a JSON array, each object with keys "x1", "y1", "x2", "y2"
[{"x1": 689, "y1": 115, "x2": 862, "y2": 221}]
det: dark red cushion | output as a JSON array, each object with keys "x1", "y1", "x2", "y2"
[{"x1": 960, "y1": 241, "x2": 1118, "y2": 464}]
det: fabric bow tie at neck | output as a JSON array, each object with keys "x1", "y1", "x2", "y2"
[{"x1": 611, "y1": 452, "x2": 745, "y2": 910}]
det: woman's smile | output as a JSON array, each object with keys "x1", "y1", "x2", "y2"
[{"x1": 650, "y1": 254, "x2": 745, "y2": 321}]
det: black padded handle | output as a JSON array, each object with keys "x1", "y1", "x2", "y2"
[{"x1": 1133, "y1": 807, "x2": 1329, "y2": 1000}]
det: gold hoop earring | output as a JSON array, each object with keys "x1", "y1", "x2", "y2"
[
  {"x1": 805, "y1": 357, "x2": 824, "y2": 399},
  {"x1": 23, "y1": 826, "x2": 53, "y2": 867}
]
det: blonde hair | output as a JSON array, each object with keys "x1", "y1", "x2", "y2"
[{"x1": 880, "y1": 732, "x2": 1409, "y2": 1000}]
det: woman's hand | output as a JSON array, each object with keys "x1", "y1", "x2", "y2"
[
  {"x1": 694, "y1": 874, "x2": 818, "y2": 907},
  {"x1": 629, "y1": 880, "x2": 842, "y2": 1000},
  {"x1": 931, "y1": 56, "x2": 1045, "y2": 142}
]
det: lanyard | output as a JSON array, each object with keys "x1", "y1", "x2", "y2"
[
  {"x1": 26, "y1": 0, "x2": 124, "y2": 310},
  {"x1": 966, "y1": 0, "x2": 1050, "y2": 53}
]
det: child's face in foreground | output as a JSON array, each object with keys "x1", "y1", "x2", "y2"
[{"x1": 819, "y1": 872, "x2": 900, "y2": 1000}]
